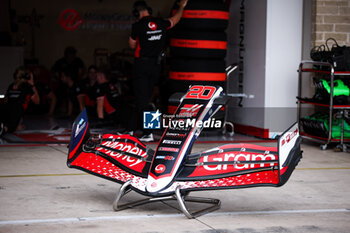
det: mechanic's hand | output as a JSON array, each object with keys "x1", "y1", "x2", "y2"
[
  {"x1": 27, "y1": 72, "x2": 35, "y2": 86},
  {"x1": 178, "y1": 0, "x2": 188, "y2": 8}
]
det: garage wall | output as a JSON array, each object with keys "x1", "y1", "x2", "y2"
[
  {"x1": 227, "y1": 0, "x2": 303, "y2": 138},
  {"x1": 0, "y1": 47, "x2": 23, "y2": 94},
  {"x1": 226, "y1": 0, "x2": 267, "y2": 130},
  {"x1": 312, "y1": 0, "x2": 350, "y2": 47},
  {"x1": 11, "y1": 0, "x2": 173, "y2": 69},
  {"x1": 264, "y1": 0, "x2": 303, "y2": 136}
]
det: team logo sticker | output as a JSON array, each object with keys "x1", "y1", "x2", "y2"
[
  {"x1": 179, "y1": 104, "x2": 202, "y2": 117},
  {"x1": 148, "y1": 22, "x2": 157, "y2": 30},
  {"x1": 75, "y1": 118, "x2": 86, "y2": 137},
  {"x1": 143, "y1": 110, "x2": 161, "y2": 129},
  {"x1": 58, "y1": 9, "x2": 83, "y2": 31},
  {"x1": 155, "y1": 164, "x2": 166, "y2": 174}
]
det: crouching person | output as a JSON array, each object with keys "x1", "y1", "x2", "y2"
[
  {"x1": 95, "y1": 68, "x2": 133, "y2": 132},
  {"x1": 0, "y1": 67, "x2": 40, "y2": 136}
]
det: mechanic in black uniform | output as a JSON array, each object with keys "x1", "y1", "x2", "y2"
[
  {"x1": 0, "y1": 67, "x2": 40, "y2": 136},
  {"x1": 129, "y1": 0, "x2": 187, "y2": 142},
  {"x1": 51, "y1": 46, "x2": 85, "y2": 115},
  {"x1": 59, "y1": 67, "x2": 83, "y2": 116}
]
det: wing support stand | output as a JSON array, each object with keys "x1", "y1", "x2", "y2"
[
  {"x1": 174, "y1": 186, "x2": 221, "y2": 219},
  {"x1": 112, "y1": 181, "x2": 221, "y2": 219}
]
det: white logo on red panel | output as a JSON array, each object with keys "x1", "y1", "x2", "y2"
[
  {"x1": 148, "y1": 22, "x2": 157, "y2": 30},
  {"x1": 155, "y1": 164, "x2": 166, "y2": 174}
]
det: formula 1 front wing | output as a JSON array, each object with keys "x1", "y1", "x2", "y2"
[{"x1": 68, "y1": 109, "x2": 302, "y2": 197}]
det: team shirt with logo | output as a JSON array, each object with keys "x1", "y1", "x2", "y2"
[
  {"x1": 130, "y1": 16, "x2": 173, "y2": 58},
  {"x1": 6, "y1": 83, "x2": 34, "y2": 110}
]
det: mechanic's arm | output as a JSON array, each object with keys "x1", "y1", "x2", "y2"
[
  {"x1": 129, "y1": 37, "x2": 137, "y2": 49},
  {"x1": 97, "y1": 96, "x2": 104, "y2": 119},
  {"x1": 28, "y1": 73, "x2": 40, "y2": 105},
  {"x1": 169, "y1": 0, "x2": 188, "y2": 27}
]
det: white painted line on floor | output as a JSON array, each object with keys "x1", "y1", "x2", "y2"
[{"x1": 0, "y1": 209, "x2": 349, "y2": 225}]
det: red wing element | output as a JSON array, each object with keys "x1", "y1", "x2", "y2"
[
  {"x1": 69, "y1": 151, "x2": 148, "y2": 194},
  {"x1": 69, "y1": 133, "x2": 153, "y2": 179},
  {"x1": 67, "y1": 133, "x2": 154, "y2": 194},
  {"x1": 67, "y1": 110, "x2": 153, "y2": 194},
  {"x1": 173, "y1": 123, "x2": 302, "y2": 192},
  {"x1": 177, "y1": 143, "x2": 279, "y2": 185},
  {"x1": 94, "y1": 134, "x2": 153, "y2": 177}
]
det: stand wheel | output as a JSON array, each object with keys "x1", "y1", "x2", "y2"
[
  {"x1": 222, "y1": 122, "x2": 234, "y2": 137},
  {"x1": 320, "y1": 144, "x2": 327, "y2": 150},
  {"x1": 334, "y1": 144, "x2": 347, "y2": 152}
]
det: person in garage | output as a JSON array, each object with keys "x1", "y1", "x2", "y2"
[
  {"x1": 129, "y1": 0, "x2": 188, "y2": 142},
  {"x1": 0, "y1": 67, "x2": 40, "y2": 136}
]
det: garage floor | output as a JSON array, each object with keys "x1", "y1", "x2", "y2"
[{"x1": 0, "y1": 139, "x2": 349, "y2": 233}]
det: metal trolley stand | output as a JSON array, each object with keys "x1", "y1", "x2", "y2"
[{"x1": 297, "y1": 60, "x2": 350, "y2": 151}]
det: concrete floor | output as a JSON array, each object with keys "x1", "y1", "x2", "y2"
[{"x1": 0, "y1": 141, "x2": 349, "y2": 233}]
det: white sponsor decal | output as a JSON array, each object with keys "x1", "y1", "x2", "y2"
[
  {"x1": 147, "y1": 30, "x2": 161, "y2": 34},
  {"x1": 148, "y1": 35, "x2": 162, "y2": 41},
  {"x1": 163, "y1": 118, "x2": 222, "y2": 129},
  {"x1": 97, "y1": 138, "x2": 146, "y2": 167},
  {"x1": 279, "y1": 123, "x2": 299, "y2": 169},
  {"x1": 203, "y1": 153, "x2": 276, "y2": 171},
  {"x1": 162, "y1": 140, "x2": 181, "y2": 145},
  {"x1": 75, "y1": 119, "x2": 86, "y2": 137}
]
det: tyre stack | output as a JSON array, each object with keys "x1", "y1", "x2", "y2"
[{"x1": 168, "y1": 0, "x2": 229, "y2": 113}]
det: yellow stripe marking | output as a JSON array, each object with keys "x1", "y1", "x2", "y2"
[
  {"x1": 296, "y1": 167, "x2": 350, "y2": 171},
  {"x1": 0, "y1": 173, "x2": 87, "y2": 178}
]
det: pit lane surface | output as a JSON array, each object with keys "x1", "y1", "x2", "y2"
[{"x1": 0, "y1": 142, "x2": 349, "y2": 233}]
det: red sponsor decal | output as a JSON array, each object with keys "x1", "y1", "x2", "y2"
[
  {"x1": 158, "y1": 147, "x2": 179, "y2": 152},
  {"x1": 172, "y1": 10, "x2": 229, "y2": 20},
  {"x1": 148, "y1": 22, "x2": 157, "y2": 30},
  {"x1": 184, "y1": 86, "x2": 217, "y2": 100},
  {"x1": 155, "y1": 164, "x2": 166, "y2": 174},
  {"x1": 165, "y1": 156, "x2": 174, "y2": 160},
  {"x1": 58, "y1": 9, "x2": 83, "y2": 31},
  {"x1": 170, "y1": 39, "x2": 227, "y2": 50},
  {"x1": 282, "y1": 128, "x2": 298, "y2": 147},
  {"x1": 169, "y1": 72, "x2": 226, "y2": 81}
]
